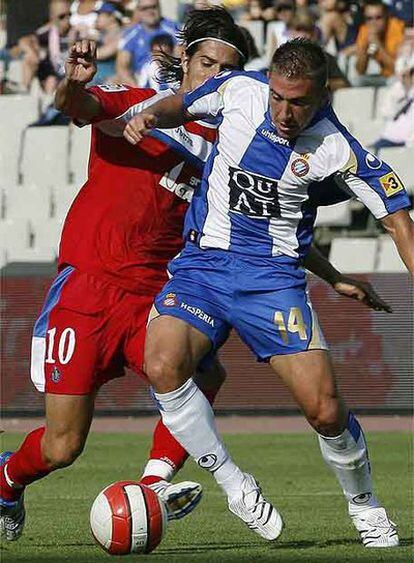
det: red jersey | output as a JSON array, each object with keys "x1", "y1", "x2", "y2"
[{"x1": 59, "y1": 84, "x2": 217, "y2": 294}]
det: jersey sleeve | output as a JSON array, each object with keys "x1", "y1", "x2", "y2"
[
  {"x1": 183, "y1": 71, "x2": 238, "y2": 120},
  {"x1": 86, "y1": 84, "x2": 156, "y2": 123},
  {"x1": 332, "y1": 130, "x2": 411, "y2": 219}
]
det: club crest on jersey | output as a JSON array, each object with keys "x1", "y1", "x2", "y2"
[
  {"x1": 379, "y1": 172, "x2": 404, "y2": 197},
  {"x1": 228, "y1": 167, "x2": 280, "y2": 218},
  {"x1": 51, "y1": 367, "x2": 61, "y2": 383},
  {"x1": 163, "y1": 293, "x2": 178, "y2": 307},
  {"x1": 291, "y1": 157, "x2": 310, "y2": 177}
]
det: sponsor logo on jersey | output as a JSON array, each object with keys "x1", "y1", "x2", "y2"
[
  {"x1": 97, "y1": 83, "x2": 128, "y2": 92},
  {"x1": 228, "y1": 167, "x2": 280, "y2": 218},
  {"x1": 379, "y1": 172, "x2": 404, "y2": 197},
  {"x1": 197, "y1": 454, "x2": 218, "y2": 470},
  {"x1": 260, "y1": 128, "x2": 290, "y2": 146},
  {"x1": 365, "y1": 153, "x2": 382, "y2": 170},
  {"x1": 51, "y1": 366, "x2": 61, "y2": 383},
  {"x1": 163, "y1": 293, "x2": 178, "y2": 307},
  {"x1": 180, "y1": 302, "x2": 215, "y2": 327},
  {"x1": 175, "y1": 126, "x2": 194, "y2": 148},
  {"x1": 291, "y1": 157, "x2": 310, "y2": 177}
]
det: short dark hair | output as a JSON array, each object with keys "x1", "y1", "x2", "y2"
[
  {"x1": 157, "y1": 7, "x2": 249, "y2": 84},
  {"x1": 270, "y1": 38, "x2": 328, "y2": 90}
]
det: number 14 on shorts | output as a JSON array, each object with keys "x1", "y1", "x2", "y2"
[{"x1": 274, "y1": 307, "x2": 307, "y2": 343}]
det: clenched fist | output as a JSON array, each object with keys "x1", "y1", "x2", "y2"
[
  {"x1": 123, "y1": 114, "x2": 158, "y2": 145},
  {"x1": 65, "y1": 40, "x2": 97, "y2": 85}
]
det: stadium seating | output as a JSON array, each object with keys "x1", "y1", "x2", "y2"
[
  {"x1": 329, "y1": 237, "x2": 378, "y2": 273},
  {"x1": 20, "y1": 126, "x2": 70, "y2": 185},
  {"x1": 333, "y1": 87, "x2": 376, "y2": 123},
  {"x1": 378, "y1": 147, "x2": 414, "y2": 194},
  {"x1": 2, "y1": 184, "x2": 52, "y2": 222},
  {"x1": 0, "y1": 218, "x2": 32, "y2": 254},
  {"x1": 315, "y1": 201, "x2": 352, "y2": 227},
  {"x1": 0, "y1": 95, "x2": 39, "y2": 184},
  {"x1": 52, "y1": 184, "x2": 80, "y2": 222},
  {"x1": 376, "y1": 236, "x2": 406, "y2": 272},
  {"x1": 69, "y1": 125, "x2": 90, "y2": 186}
]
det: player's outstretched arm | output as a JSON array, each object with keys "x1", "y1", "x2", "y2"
[
  {"x1": 55, "y1": 39, "x2": 101, "y2": 121},
  {"x1": 123, "y1": 94, "x2": 194, "y2": 145},
  {"x1": 380, "y1": 209, "x2": 414, "y2": 275},
  {"x1": 304, "y1": 245, "x2": 392, "y2": 312}
]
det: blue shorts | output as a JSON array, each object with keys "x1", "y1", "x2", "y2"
[{"x1": 154, "y1": 244, "x2": 327, "y2": 362}]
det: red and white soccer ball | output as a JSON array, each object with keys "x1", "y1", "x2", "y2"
[{"x1": 90, "y1": 481, "x2": 168, "y2": 555}]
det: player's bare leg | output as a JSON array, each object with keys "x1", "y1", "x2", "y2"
[
  {"x1": 144, "y1": 315, "x2": 283, "y2": 540},
  {"x1": 0, "y1": 393, "x2": 95, "y2": 541},
  {"x1": 270, "y1": 350, "x2": 398, "y2": 548},
  {"x1": 140, "y1": 357, "x2": 227, "y2": 520}
]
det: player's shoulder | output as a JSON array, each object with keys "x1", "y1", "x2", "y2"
[
  {"x1": 216, "y1": 69, "x2": 268, "y2": 88},
  {"x1": 91, "y1": 83, "x2": 158, "y2": 101}
]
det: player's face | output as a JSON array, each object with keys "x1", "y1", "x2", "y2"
[
  {"x1": 182, "y1": 40, "x2": 241, "y2": 92},
  {"x1": 268, "y1": 72, "x2": 326, "y2": 139}
]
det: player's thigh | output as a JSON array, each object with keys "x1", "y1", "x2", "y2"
[
  {"x1": 144, "y1": 314, "x2": 213, "y2": 392},
  {"x1": 43, "y1": 392, "x2": 95, "y2": 465},
  {"x1": 270, "y1": 350, "x2": 347, "y2": 433}
]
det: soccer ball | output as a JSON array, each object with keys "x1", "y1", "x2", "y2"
[{"x1": 90, "y1": 480, "x2": 168, "y2": 555}]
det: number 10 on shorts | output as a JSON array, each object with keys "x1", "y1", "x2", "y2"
[
  {"x1": 46, "y1": 327, "x2": 76, "y2": 365},
  {"x1": 274, "y1": 307, "x2": 307, "y2": 343}
]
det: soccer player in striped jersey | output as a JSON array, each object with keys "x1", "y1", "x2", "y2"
[{"x1": 124, "y1": 38, "x2": 413, "y2": 547}]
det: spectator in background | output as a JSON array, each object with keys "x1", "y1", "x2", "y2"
[
  {"x1": 20, "y1": 0, "x2": 74, "y2": 96},
  {"x1": 69, "y1": 0, "x2": 103, "y2": 39},
  {"x1": 372, "y1": 52, "x2": 414, "y2": 150},
  {"x1": 265, "y1": 0, "x2": 295, "y2": 62},
  {"x1": 90, "y1": 2, "x2": 124, "y2": 84},
  {"x1": 288, "y1": 9, "x2": 350, "y2": 90},
  {"x1": 318, "y1": 0, "x2": 358, "y2": 55},
  {"x1": 116, "y1": 0, "x2": 179, "y2": 85},
  {"x1": 383, "y1": 0, "x2": 413, "y2": 27},
  {"x1": 355, "y1": 0, "x2": 405, "y2": 85},
  {"x1": 240, "y1": 26, "x2": 268, "y2": 71},
  {"x1": 240, "y1": 0, "x2": 268, "y2": 22},
  {"x1": 137, "y1": 33, "x2": 175, "y2": 90}
]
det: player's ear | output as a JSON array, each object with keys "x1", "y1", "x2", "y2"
[{"x1": 181, "y1": 51, "x2": 190, "y2": 76}]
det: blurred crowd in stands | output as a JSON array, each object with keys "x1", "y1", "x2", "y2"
[{"x1": 0, "y1": 0, "x2": 413, "y2": 146}]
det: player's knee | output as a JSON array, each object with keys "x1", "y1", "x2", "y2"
[
  {"x1": 145, "y1": 354, "x2": 189, "y2": 393},
  {"x1": 42, "y1": 433, "x2": 85, "y2": 469},
  {"x1": 306, "y1": 396, "x2": 344, "y2": 435}
]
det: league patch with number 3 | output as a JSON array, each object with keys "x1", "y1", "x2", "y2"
[{"x1": 379, "y1": 172, "x2": 404, "y2": 197}]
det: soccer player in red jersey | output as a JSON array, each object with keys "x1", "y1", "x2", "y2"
[
  {"x1": 0, "y1": 8, "x2": 391, "y2": 542},
  {"x1": 0, "y1": 8, "x2": 250, "y2": 540}
]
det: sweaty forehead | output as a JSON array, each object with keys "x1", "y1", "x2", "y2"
[{"x1": 193, "y1": 40, "x2": 240, "y2": 66}]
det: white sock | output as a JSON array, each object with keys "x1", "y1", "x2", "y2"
[
  {"x1": 154, "y1": 379, "x2": 245, "y2": 499},
  {"x1": 318, "y1": 412, "x2": 380, "y2": 514},
  {"x1": 141, "y1": 459, "x2": 175, "y2": 482}
]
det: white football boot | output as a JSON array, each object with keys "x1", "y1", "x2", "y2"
[
  {"x1": 350, "y1": 506, "x2": 399, "y2": 547},
  {"x1": 0, "y1": 452, "x2": 26, "y2": 541},
  {"x1": 228, "y1": 473, "x2": 283, "y2": 541},
  {"x1": 148, "y1": 479, "x2": 202, "y2": 521}
]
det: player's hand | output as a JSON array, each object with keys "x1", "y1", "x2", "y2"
[
  {"x1": 65, "y1": 40, "x2": 97, "y2": 84},
  {"x1": 332, "y1": 276, "x2": 392, "y2": 313},
  {"x1": 123, "y1": 114, "x2": 158, "y2": 145}
]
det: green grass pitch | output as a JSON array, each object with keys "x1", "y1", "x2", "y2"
[{"x1": 1, "y1": 431, "x2": 412, "y2": 562}]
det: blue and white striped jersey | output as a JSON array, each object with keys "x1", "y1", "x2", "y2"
[{"x1": 182, "y1": 71, "x2": 410, "y2": 259}]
